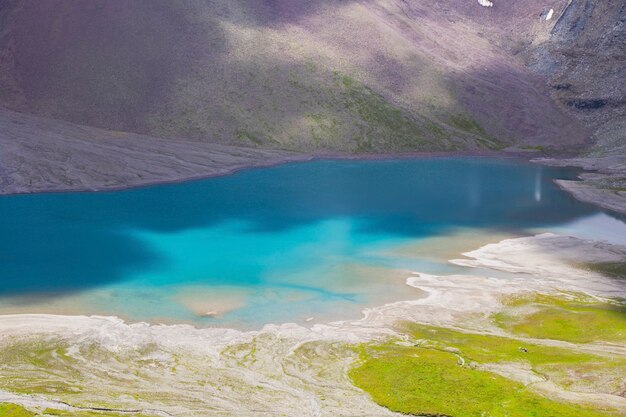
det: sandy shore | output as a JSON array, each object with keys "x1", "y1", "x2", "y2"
[{"x1": 0, "y1": 232, "x2": 624, "y2": 416}]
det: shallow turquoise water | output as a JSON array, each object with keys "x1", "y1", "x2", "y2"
[{"x1": 0, "y1": 158, "x2": 623, "y2": 327}]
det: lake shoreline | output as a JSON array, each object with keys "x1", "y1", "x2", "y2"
[
  {"x1": 2, "y1": 231, "x2": 624, "y2": 338},
  {"x1": 1, "y1": 157, "x2": 602, "y2": 329},
  {"x1": 533, "y1": 155, "x2": 626, "y2": 215},
  {"x1": 0, "y1": 232, "x2": 624, "y2": 415},
  {"x1": 1, "y1": 149, "x2": 538, "y2": 197},
  {"x1": 7, "y1": 143, "x2": 621, "y2": 220}
]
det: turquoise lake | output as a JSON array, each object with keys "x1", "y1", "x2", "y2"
[{"x1": 1, "y1": 158, "x2": 625, "y2": 328}]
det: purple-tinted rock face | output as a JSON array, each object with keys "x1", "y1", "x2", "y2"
[{"x1": 0, "y1": 0, "x2": 619, "y2": 153}]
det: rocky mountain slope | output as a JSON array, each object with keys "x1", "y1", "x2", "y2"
[
  {"x1": 0, "y1": 108, "x2": 303, "y2": 194},
  {"x1": 520, "y1": 0, "x2": 626, "y2": 214},
  {"x1": 0, "y1": 0, "x2": 588, "y2": 153},
  {"x1": 525, "y1": 0, "x2": 626, "y2": 156}
]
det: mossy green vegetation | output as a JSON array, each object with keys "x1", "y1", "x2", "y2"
[
  {"x1": 400, "y1": 321, "x2": 595, "y2": 365},
  {"x1": 336, "y1": 73, "x2": 433, "y2": 151},
  {"x1": 0, "y1": 340, "x2": 84, "y2": 396},
  {"x1": 0, "y1": 404, "x2": 152, "y2": 417},
  {"x1": 333, "y1": 73, "x2": 508, "y2": 152},
  {"x1": 494, "y1": 293, "x2": 626, "y2": 344},
  {"x1": 584, "y1": 262, "x2": 626, "y2": 280},
  {"x1": 350, "y1": 341, "x2": 620, "y2": 417},
  {"x1": 235, "y1": 128, "x2": 264, "y2": 145},
  {"x1": 351, "y1": 318, "x2": 626, "y2": 416},
  {"x1": 41, "y1": 409, "x2": 151, "y2": 417},
  {"x1": 520, "y1": 145, "x2": 546, "y2": 152},
  {"x1": 0, "y1": 404, "x2": 35, "y2": 417},
  {"x1": 398, "y1": 321, "x2": 626, "y2": 394},
  {"x1": 0, "y1": 335, "x2": 373, "y2": 415},
  {"x1": 349, "y1": 295, "x2": 626, "y2": 416},
  {"x1": 447, "y1": 113, "x2": 504, "y2": 149},
  {"x1": 2, "y1": 292, "x2": 623, "y2": 417},
  {"x1": 449, "y1": 113, "x2": 485, "y2": 134},
  {"x1": 152, "y1": 55, "x2": 508, "y2": 153}
]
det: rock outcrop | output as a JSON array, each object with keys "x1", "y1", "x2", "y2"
[{"x1": 527, "y1": 0, "x2": 626, "y2": 155}]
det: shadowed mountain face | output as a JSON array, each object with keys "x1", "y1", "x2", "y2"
[
  {"x1": 525, "y1": 0, "x2": 626, "y2": 155},
  {"x1": 0, "y1": 0, "x2": 589, "y2": 152}
]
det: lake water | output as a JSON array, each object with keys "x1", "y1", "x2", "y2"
[{"x1": 1, "y1": 158, "x2": 624, "y2": 328}]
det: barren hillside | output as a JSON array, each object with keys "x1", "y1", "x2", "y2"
[{"x1": 0, "y1": 0, "x2": 591, "y2": 152}]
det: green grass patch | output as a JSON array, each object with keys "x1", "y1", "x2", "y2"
[
  {"x1": 393, "y1": 322, "x2": 626, "y2": 399},
  {"x1": 494, "y1": 293, "x2": 626, "y2": 344},
  {"x1": 399, "y1": 322, "x2": 595, "y2": 365},
  {"x1": 350, "y1": 342, "x2": 620, "y2": 417},
  {"x1": 0, "y1": 404, "x2": 35, "y2": 417},
  {"x1": 0, "y1": 402, "x2": 153, "y2": 417}
]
